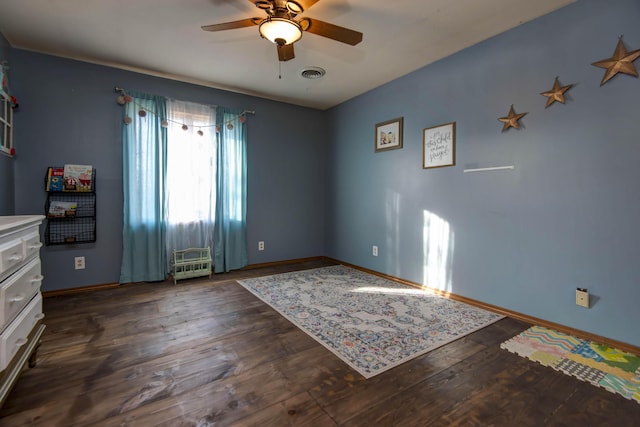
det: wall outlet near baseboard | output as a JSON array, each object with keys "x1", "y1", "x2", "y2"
[
  {"x1": 372, "y1": 245, "x2": 378, "y2": 256},
  {"x1": 576, "y1": 288, "x2": 589, "y2": 308},
  {"x1": 74, "y1": 256, "x2": 85, "y2": 270},
  {"x1": 258, "y1": 241, "x2": 264, "y2": 251}
]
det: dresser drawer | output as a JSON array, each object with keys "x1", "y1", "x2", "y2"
[
  {"x1": 0, "y1": 294, "x2": 44, "y2": 372},
  {"x1": 0, "y1": 258, "x2": 43, "y2": 331},
  {"x1": 22, "y1": 230, "x2": 43, "y2": 261},
  {"x1": 0, "y1": 240, "x2": 24, "y2": 279}
]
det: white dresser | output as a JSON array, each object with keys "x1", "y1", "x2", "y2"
[{"x1": 0, "y1": 215, "x2": 45, "y2": 407}]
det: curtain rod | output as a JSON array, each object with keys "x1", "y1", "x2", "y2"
[{"x1": 114, "y1": 86, "x2": 255, "y2": 115}]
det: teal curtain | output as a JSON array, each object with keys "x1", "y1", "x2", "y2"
[
  {"x1": 214, "y1": 108, "x2": 248, "y2": 272},
  {"x1": 120, "y1": 91, "x2": 168, "y2": 283}
]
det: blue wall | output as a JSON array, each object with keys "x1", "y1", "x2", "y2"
[
  {"x1": 10, "y1": 51, "x2": 327, "y2": 292},
  {"x1": 0, "y1": 32, "x2": 13, "y2": 215},
  {"x1": 327, "y1": 0, "x2": 640, "y2": 347}
]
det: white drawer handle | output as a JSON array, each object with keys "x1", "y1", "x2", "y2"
[
  {"x1": 28, "y1": 242, "x2": 43, "y2": 250},
  {"x1": 34, "y1": 313, "x2": 45, "y2": 320},
  {"x1": 8, "y1": 254, "x2": 23, "y2": 262},
  {"x1": 31, "y1": 275, "x2": 44, "y2": 283},
  {"x1": 9, "y1": 294, "x2": 25, "y2": 302},
  {"x1": 15, "y1": 338, "x2": 28, "y2": 347}
]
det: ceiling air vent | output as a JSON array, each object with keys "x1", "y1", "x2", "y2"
[{"x1": 300, "y1": 66, "x2": 326, "y2": 79}]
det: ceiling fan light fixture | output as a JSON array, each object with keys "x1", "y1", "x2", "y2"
[
  {"x1": 286, "y1": 1, "x2": 303, "y2": 14},
  {"x1": 259, "y1": 17, "x2": 302, "y2": 45},
  {"x1": 255, "y1": 1, "x2": 272, "y2": 10}
]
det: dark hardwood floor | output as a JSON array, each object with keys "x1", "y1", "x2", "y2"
[{"x1": 1, "y1": 259, "x2": 638, "y2": 426}]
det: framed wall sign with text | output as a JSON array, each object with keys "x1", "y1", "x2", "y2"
[{"x1": 423, "y1": 122, "x2": 455, "y2": 169}]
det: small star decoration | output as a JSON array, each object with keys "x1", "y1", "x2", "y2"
[
  {"x1": 541, "y1": 77, "x2": 574, "y2": 108},
  {"x1": 591, "y1": 37, "x2": 640, "y2": 86},
  {"x1": 498, "y1": 105, "x2": 527, "y2": 132}
]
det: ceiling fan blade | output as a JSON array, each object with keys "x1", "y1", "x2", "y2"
[
  {"x1": 277, "y1": 43, "x2": 295, "y2": 61},
  {"x1": 201, "y1": 18, "x2": 260, "y2": 32},
  {"x1": 303, "y1": 18, "x2": 362, "y2": 46}
]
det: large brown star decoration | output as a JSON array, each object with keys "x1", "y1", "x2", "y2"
[
  {"x1": 591, "y1": 37, "x2": 640, "y2": 86},
  {"x1": 498, "y1": 105, "x2": 528, "y2": 132},
  {"x1": 541, "y1": 77, "x2": 574, "y2": 108}
]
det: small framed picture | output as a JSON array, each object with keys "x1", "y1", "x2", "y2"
[
  {"x1": 423, "y1": 122, "x2": 456, "y2": 169},
  {"x1": 375, "y1": 117, "x2": 403, "y2": 152}
]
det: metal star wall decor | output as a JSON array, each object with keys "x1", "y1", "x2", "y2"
[
  {"x1": 591, "y1": 37, "x2": 640, "y2": 86},
  {"x1": 541, "y1": 77, "x2": 574, "y2": 108},
  {"x1": 498, "y1": 105, "x2": 528, "y2": 132}
]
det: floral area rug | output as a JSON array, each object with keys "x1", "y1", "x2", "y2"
[
  {"x1": 237, "y1": 265, "x2": 503, "y2": 378},
  {"x1": 501, "y1": 325, "x2": 640, "y2": 403}
]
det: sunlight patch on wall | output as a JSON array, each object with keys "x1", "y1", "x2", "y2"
[
  {"x1": 386, "y1": 191, "x2": 401, "y2": 271},
  {"x1": 423, "y1": 210, "x2": 454, "y2": 293}
]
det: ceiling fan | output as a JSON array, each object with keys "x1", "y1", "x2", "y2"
[{"x1": 201, "y1": 0, "x2": 363, "y2": 61}]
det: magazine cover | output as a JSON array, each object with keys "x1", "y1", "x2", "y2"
[
  {"x1": 47, "y1": 201, "x2": 77, "y2": 218},
  {"x1": 63, "y1": 164, "x2": 93, "y2": 191},
  {"x1": 46, "y1": 167, "x2": 65, "y2": 192}
]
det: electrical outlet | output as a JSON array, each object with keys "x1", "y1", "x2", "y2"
[
  {"x1": 258, "y1": 241, "x2": 265, "y2": 251},
  {"x1": 576, "y1": 288, "x2": 589, "y2": 308},
  {"x1": 74, "y1": 256, "x2": 85, "y2": 270},
  {"x1": 372, "y1": 245, "x2": 378, "y2": 256}
]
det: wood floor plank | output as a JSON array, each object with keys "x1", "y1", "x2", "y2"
[
  {"x1": 314, "y1": 335, "x2": 488, "y2": 422},
  {"x1": 337, "y1": 345, "x2": 515, "y2": 426},
  {"x1": 430, "y1": 359, "x2": 581, "y2": 426},
  {"x1": 203, "y1": 391, "x2": 337, "y2": 427},
  {"x1": 100, "y1": 360, "x2": 302, "y2": 426},
  {"x1": 1, "y1": 259, "x2": 638, "y2": 426}
]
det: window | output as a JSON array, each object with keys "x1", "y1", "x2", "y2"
[
  {"x1": 166, "y1": 105, "x2": 216, "y2": 224},
  {"x1": 164, "y1": 99, "x2": 217, "y2": 271},
  {"x1": 0, "y1": 91, "x2": 13, "y2": 157}
]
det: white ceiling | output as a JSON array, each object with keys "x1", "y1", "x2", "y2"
[{"x1": 0, "y1": 0, "x2": 574, "y2": 110}]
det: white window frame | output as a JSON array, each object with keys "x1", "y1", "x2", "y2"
[{"x1": 0, "y1": 90, "x2": 13, "y2": 157}]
